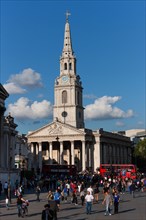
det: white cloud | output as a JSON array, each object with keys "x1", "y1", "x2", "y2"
[
  {"x1": 84, "y1": 96, "x2": 134, "y2": 120},
  {"x1": 3, "y1": 68, "x2": 43, "y2": 94},
  {"x1": 3, "y1": 82, "x2": 27, "y2": 94},
  {"x1": 8, "y1": 68, "x2": 43, "y2": 87},
  {"x1": 6, "y1": 97, "x2": 53, "y2": 120}
]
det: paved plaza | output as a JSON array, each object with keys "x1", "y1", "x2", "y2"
[{"x1": 0, "y1": 190, "x2": 146, "y2": 220}]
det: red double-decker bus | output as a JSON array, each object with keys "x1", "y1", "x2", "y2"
[
  {"x1": 99, "y1": 164, "x2": 137, "y2": 179},
  {"x1": 42, "y1": 164, "x2": 77, "y2": 176}
]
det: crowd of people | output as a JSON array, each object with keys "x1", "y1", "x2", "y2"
[
  {"x1": 0, "y1": 171, "x2": 146, "y2": 219},
  {"x1": 40, "y1": 172, "x2": 146, "y2": 218}
]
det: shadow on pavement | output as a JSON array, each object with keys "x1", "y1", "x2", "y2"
[
  {"x1": 119, "y1": 208, "x2": 136, "y2": 213},
  {"x1": 0, "y1": 212, "x2": 17, "y2": 217}
]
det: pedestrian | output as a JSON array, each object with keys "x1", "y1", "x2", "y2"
[
  {"x1": 54, "y1": 189, "x2": 61, "y2": 211},
  {"x1": 72, "y1": 190, "x2": 78, "y2": 205},
  {"x1": 129, "y1": 181, "x2": 136, "y2": 198},
  {"x1": 16, "y1": 194, "x2": 26, "y2": 217},
  {"x1": 5, "y1": 195, "x2": 9, "y2": 209},
  {"x1": 62, "y1": 185, "x2": 68, "y2": 202},
  {"x1": 94, "y1": 183, "x2": 100, "y2": 203},
  {"x1": 0, "y1": 181, "x2": 2, "y2": 196},
  {"x1": 41, "y1": 204, "x2": 54, "y2": 220},
  {"x1": 103, "y1": 182, "x2": 109, "y2": 194},
  {"x1": 102, "y1": 191, "x2": 112, "y2": 216},
  {"x1": 80, "y1": 189, "x2": 85, "y2": 206},
  {"x1": 4, "y1": 181, "x2": 8, "y2": 196},
  {"x1": 47, "y1": 190, "x2": 54, "y2": 202},
  {"x1": 36, "y1": 185, "x2": 41, "y2": 201},
  {"x1": 85, "y1": 191, "x2": 94, "y2": 215},
  {"x1": 66, "y1": 181, "x2": 70, "y2": 196},
  {"x1": 113, "y1": 191, "x2": 120, "y2": 214}
]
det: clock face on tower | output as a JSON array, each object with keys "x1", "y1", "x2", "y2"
[
  {"x1": 62, "y1": 111, "x2": 68, "y2": 117},
  {"x1": 62, "y1": 75, "x2": 69, "y2": 83}
]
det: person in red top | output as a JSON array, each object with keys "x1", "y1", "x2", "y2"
[{"x1": 70, "y1": 182, "x2": 78, "y2": 205}]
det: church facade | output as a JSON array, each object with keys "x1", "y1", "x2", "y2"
[{"x1": 27, "y1": 14, "x2": 132, "y2": 173}]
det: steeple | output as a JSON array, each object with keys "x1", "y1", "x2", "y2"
[
  {"x1": 60, "y1": 11, "x2": 76, "y2": 76},
  {"x1": 62, "y1": 11, "x2": 73, "y2": 57},
  {"x1": 54, "y1": 12, "x2": 84, "y2": 128}
]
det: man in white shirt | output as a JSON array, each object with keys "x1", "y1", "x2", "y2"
[{"x1": 85, "y1": 191, "x2": 94, "y2": 214}]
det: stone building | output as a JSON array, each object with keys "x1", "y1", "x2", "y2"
[
  {"x1": 0, "y1": 83, "x2": 9, "y2": 170},
  {"x1": 15, "y1": 134, "x2": 28, "y2": 170},
  {"x1": 27, "y1": 14, "x2": 132, "y2": 174},
  {"x1": 0, "y1": 84, "x2": 20, "y2": 187}
]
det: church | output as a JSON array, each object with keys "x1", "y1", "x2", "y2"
[{"x1": 27, "y1": 13, "x2": 132, "y2": 174}]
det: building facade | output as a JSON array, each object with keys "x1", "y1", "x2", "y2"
[
  {"x1": 27, "y1": 14, "x2": 132, "y2": 174},
  {"x1": 0, "y1": 84, "x2": 20, "y2": 187}
]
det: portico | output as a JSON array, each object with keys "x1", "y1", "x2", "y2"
[{"x1": 28, "y1": 120, "x2": 94, "y2": 172}]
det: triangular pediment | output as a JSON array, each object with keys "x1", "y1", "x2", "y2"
[{"x1": 27, "y1": 121, "x2": 85, "y2": 138}]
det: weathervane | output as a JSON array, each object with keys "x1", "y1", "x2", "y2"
[{"x1": 66, "y1": 11, "x2": 71, "y2": 22}]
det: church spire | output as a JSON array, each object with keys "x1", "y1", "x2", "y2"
[
  {"x1": 62, "y1": 11, "x2": 74, "y2": 56},
  {"x1": 60, "y1": 11, "x2": 76, "y2": 76},
  {"x1": 54, "y1": 12, "x2": 84, "y2": 128}
]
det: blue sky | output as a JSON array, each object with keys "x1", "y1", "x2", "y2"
[{"x1": 1, "y1": 0, "x2": 145, "y2": 134}]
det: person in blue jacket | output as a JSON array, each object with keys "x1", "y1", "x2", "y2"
[{"x1": 54, "y1": 189, "x2": 61, "y2": 211}]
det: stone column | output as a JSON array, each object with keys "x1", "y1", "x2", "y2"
[
  {"x1": 36, "y1": 144, "x2": 38, "y2": 155},
  {"x1": 103, "y1": 144, "x2": 107, "y2": 163},
  {"x1": 60, "y1": 142, "x2": 63, "y2": 165},
  {"x1": 86, "y1": 142, "x2": 89, "y2": 168},
  {"x1": 30, "y1": 143, "x2": 34, "y2": 154},
  {"x1": 46, "y1": 145, "x2": 49, "y2": 160},
  {"x1": 38, "y1": 142, "x2": 42, "y2": 173},
  {"x1": 90, "y1": 143, "x2": 94, "y2": 172},
  {"x1": 30, "y1": 143, "x2": 34, "y2": 169},
  {"x1": 71, "y1": 141, "x2": 74, "y2": 165},
  {"x1": 49, "y1": 142, "x2": 53, "y2": 164},
  {"x1": 82, "y1": 141, "x2": 85, "y2": 171},
  {"x1": 89, "y1": 144, "x2": 91, "y2": 168},
  {"x1": 34, "y1": 143, "x2": 38, "y2": 172},
  {"x1": 30, "y1": 142, "x2": 34, "y2": 168}
]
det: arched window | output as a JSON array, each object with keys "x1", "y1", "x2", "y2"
[
  {"x1": 62, "y1": 90, "x2": 67, "y2": 103},
  {"x1": 64, "y1": 63, "x2": 67, "y2": 70},
  {"x1": 69, "y1": 63, "x2": 72, "y2": 70}
]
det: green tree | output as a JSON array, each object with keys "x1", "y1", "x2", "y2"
[{"x1": 134, "y1": 139, "x2": 146, "y2": 159}]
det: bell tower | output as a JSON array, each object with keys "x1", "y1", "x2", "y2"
[{"x1": 53, "y1": 12, "x2": 84, "y2": 128}]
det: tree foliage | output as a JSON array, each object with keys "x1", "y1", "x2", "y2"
[{"x1": 134, "y1": 139, "x2": 146, "y2": 159}]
